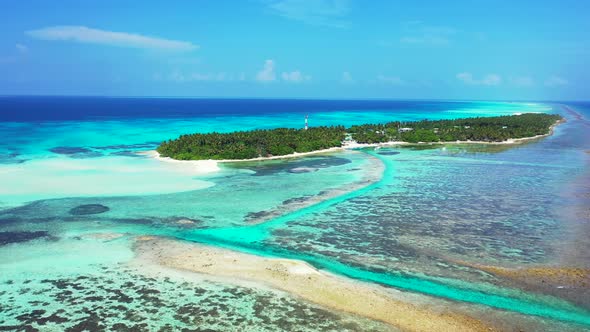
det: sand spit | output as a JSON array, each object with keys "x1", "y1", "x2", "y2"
[
  {"x1": 133, "y1": 237, "x2": 493, "y2": 332},
  {"x1": 245, "y1": 151, "x2": 385, "y2": 224}
]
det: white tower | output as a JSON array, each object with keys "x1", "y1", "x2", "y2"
[{"x1": 305, "y1": 114, "x2": 308, "y2": 130}]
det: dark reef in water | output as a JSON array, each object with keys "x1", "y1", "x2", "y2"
[
  {"x1": 282, "y1": 196, "x2": 313, "y2": 205},
  {"x1": 50, "y1": 147, "x2": 92, "y2": 155},
  {"x1": 377, "y1": 151, "x2": 400, "y2": 156},
  {"x1": 49, "y1": 147, "x2": 103, "y2": 158},
  {"x1": 92, "y1": 142, "x2": 161, "y2": 150},
  {"x1": 1, "y1": 199, "x2": 209, "y2": 230},
  {"x1": 0, "y1": 231, "x2": 49, "y2": 245},
  {"x1": 69, "y1": 204, "x2": 110, "y2": 216},
  {"x1": 0, "y1": 152, "x2": 27, "y2": 164},
  {"x1": 1, "y1": 266, "x2": 386, "y2": 331},
  {"x1": 243, "y1": 156, "x2": 352, "y2": 176},
  {"x1": 244, "y1": 210, "x2": 275, "y2": 223},
  {"x1": 109, "y1": 151, "x2": 143, "y2": 157},
  {"x1": 347, "y1": 168, "x2": 361, "y2": 172},
  {"x1": 288, "y1": 167, "x2": 318, "y2": 174},
  {"x1": 68, "y1": 152, "x2": 103, "y2": 159}
]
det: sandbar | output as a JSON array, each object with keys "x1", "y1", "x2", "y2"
[{"x1": 132, "y1": 236, "x2": 494, "y2": 332}]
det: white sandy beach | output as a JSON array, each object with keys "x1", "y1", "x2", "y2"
[
  {"x1": 137, "y1": 150, "x2": 222, "y2": 173},
  {"x1": 141, "y1": 118, "x2": 563, "y2": 174}
]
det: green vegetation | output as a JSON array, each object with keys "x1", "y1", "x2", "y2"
[
  {"x1": 157, "y1": 126, "x2": 346, "y2": 160},
  {"x1": 349, "y1": 113, "x2": 562, "y2": 144},
  {"x1": 158, "y1": 113, "x2": 562, "y2": 160}
]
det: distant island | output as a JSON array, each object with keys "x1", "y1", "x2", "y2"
[{"x1": 157, "y1": 113, "x2": 562, "y2": 160}]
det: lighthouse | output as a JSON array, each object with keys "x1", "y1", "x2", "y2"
[{"x1": 304, "y1": 114, "x2": 308, "y2": 130}]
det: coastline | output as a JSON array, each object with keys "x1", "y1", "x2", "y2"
[
  {"x1": 137, "y1": 150, "x2": 221, "y2": 173},
  {"x1": 142, "y1": 118, "x2": 563, "y2": 170},
  {"x1": 132, "y1": 236, "x2": 493, "y2": 332},
  {"x1": 140, "y1": 146, "x2": 348, "y2": 164}
]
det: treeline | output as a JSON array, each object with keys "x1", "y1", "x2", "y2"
[
  {"x1": 157, "y1": 126, "x2": 346, "y2": 160},
  {"x1": 158, "y1": 113, "x2": 562, "y2": 160},
  {"x1": 349, "y1": 113, "x2": 562, "y2": 143}
]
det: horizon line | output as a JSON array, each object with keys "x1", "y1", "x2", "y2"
[{"x1": 0, "y1": 94, "x2": 588, "y2": 103}]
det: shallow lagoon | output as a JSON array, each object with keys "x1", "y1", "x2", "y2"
[{"x1": 1, "y1": 98, "x2": 589, "y2": 331}]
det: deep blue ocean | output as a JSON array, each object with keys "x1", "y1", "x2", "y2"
[{"x1": 3, "y1": 96, "x2": 586, "y2": 121}]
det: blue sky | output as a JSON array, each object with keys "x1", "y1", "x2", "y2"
[{"x1": 0, "y1": 0, "x2": 588, "y2": 100}]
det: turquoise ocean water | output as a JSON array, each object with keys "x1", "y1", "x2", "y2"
[{"x1": 1, "y1": 98, "x2": 589, "y2": 331}]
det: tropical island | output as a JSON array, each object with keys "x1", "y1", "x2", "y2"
[{"x1": 156, "y1": 113, "x2": 562, "y2": 160}]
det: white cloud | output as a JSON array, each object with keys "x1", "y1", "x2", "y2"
[
  {"x1": 282, "y1": 70, "x2": 311, "y2": 83},
  {"x1": 341, "y1": 71, "x2": 354, "y2": 84},
  {"x1": 267, "y1": 0, "x2": 351, "y2": 28},
  {"x1": 377, "y1": 75, "x2": 404, "y2": 85},
  {"x1": 509, "y1": 76, "x2": 534, "y2": 87},
  {"x1": 456, "y1": 72, "x2": 473, "y2": 83},
  {"x1": 26, "y1": 26, "x2": 198, "y2": 51},
  {"x1": 456, "y1": 72, "x2": 501, "y2": 86},
  {"x1": 15, "y1": 43, "x2": 28, "y2": 53},
  {"x1": 256, "y1": 59, "x2": 277, "y2": 82},
  {"x1": 481, "y1": 74, "x2": 502, "y2": 85},
  {"x1": 544, "y1": 76, "x2": 568, "y2": 87}
]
